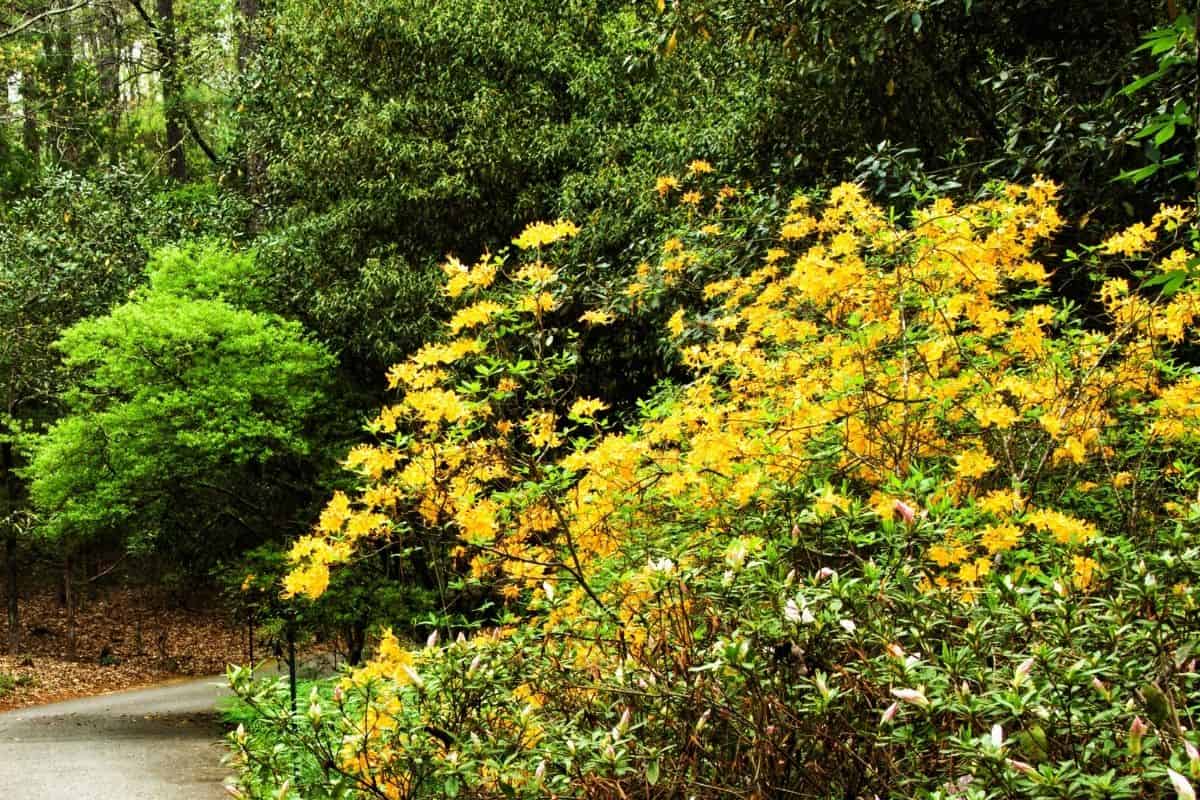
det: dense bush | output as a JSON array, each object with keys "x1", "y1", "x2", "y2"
[{"x1": 227, "y1": 177, "x2": 1200, "y2": 799}]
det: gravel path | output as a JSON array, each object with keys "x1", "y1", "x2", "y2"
[{"x1": 0, "y1": 675, "x2": 232, "y2": 799}]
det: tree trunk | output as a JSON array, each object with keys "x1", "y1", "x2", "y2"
[
  {"x1": 21, "y1": 71, "x2": 40, "y2": 160},
  {"x1": 237, "y1": 0, "x2": 264, "y2": 226},
  {"x1": 64, "y1": 553, "x2": 76, "y2": 658},
  {"x1": 44, "y1": 6, "x2": 79, "y2": 166},
  {"x1": 97, "y1": 1, "x2": 123, "y2": 156},
  {"x1": 4, "y1": 532, "x2": 17, "y2": 656},
  {"x1": 2, "y1": 439, "x2": 19, "y2": 656},
  {"x1": 156, "y1": 0, "x2": 187, "y2": 181}
]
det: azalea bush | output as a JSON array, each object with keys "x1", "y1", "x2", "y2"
[{"x1": 228, "y1": 174, "x2": 1200, "y2": 799}]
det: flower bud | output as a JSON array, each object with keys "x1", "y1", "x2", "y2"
[
  {"x1": 879, "y1": 701, "x2": 899, "y2": 725},
  {"x1": 426, "y1": 630, "x2": 439, "y2": 649},
  {"x1": 1129, "y1": 716, "x2": 1148, "y2": 756},
  {"x1": 893, "y1": 499, "x2": 916, "y2": 525},
  {"x1": 891, "y1": 687, "x2": 930, "y2": 708},
  {"x1": 1013, "y1": 657, "x2": 1034, "y2": 687},
  {"x1": 1168, "y1": 768, "x2": 1196, "y2": 800},
  {"x1": 1186, "y1": 740, "x2": 1200, "y2": 779}
]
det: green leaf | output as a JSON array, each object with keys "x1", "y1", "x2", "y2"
[
  {"x1": 646, "y1": 758, "x2": 660, "y2": 786},
  {"x1": 1153, "y1": 122, "x2": 1176, "y2": 147}
]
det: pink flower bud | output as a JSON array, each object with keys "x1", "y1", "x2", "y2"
[
  {"x1": 1129, "y1": 716, "x2": 1148, "y2": 756},
  {"x1": 879, "y1": 701, "x2": 899, "y2": 725},
  {"x1": 1168, "y1": 768, "x2": 1196, "y2": 800},
  {"x1": 1186, "y1": 740, "x2": 1200, "y2": 779},
  {"x1": 1007, "y1": 759, "x2": 1037, "y2": 777},
  {"x1": 893, "y1": 499, "x2": 916, "y2": 525},
  {"x1": 816, "y1": 567, "x2": 837, "y2": 582},
  {"x1": 426, "y1": 630, "x2": 439, "y2": 649},
  {"x1": 891, "y1": 687, "x2": 930, "y2": 707}
]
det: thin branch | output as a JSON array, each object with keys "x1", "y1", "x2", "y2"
[{"x1": 0, "y1": 1, "x2": 92, "y2": 41}]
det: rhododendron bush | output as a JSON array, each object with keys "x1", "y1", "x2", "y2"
[{"x1": 228, "y1": 175, "x2": 1200, "y2": 800}]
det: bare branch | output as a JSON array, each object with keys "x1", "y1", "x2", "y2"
[{"x1": 0, "y1": 1, "x2": 92, "y2": 41}]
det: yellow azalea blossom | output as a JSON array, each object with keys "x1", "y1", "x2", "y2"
[
  {"x1": 517, "y1": 291, "x2": 557, "y2": 315},
  {"x1": 656, "y1": 176, "x2": 679, "y2": 197},
  {"x1": 977, "y1": 404, "x2": 1019, "y2": 429},
  {"x1": 568, "y1": 397, "x2": 609, "y2": 420},
  {"x1": 1099, "y1": 221, "x2": 1157, "y2": 257},
  {"x1": 1025, "y1": 508, "x2": 1098, "y2": 545},
  {"x1": 980, "y1": 523, "x2": 1021, "y2": 553},
  {"x1": 954, "y1": 448, "x2": 997, "y2": 480},
  {"x1": 579, "y1": 308, "x2": 615, "y2": 325},
  {"x1": 512, "y1": 219, "x2": 579, "y2": 250},
  {"x1": 688, "y1": 159, "x2": 714, "y2": 175},
  {"x1": 448, "y1": 300, "x2": 506, "y2": 333},
  {"x1": 667, "y1": 309, "x2": 686, "y2": 337},
  {"x1": 1071, "y1": 555, "x2": 1100, "y2": 592},
  {"x1": 524, "y1": 410, "x2": 561, "y2": 449},
  {"x1": 515, "y1": 261, "x2": 558, "y2": 284}
]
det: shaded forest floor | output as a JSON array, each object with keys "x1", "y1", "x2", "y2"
[{"x1": 0, "y1": 588, "x2": 247, "y2": 711}]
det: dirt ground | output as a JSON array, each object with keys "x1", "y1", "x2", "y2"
[{"x1": 0, "y1": 587, "x2": 248, "y2": 711}]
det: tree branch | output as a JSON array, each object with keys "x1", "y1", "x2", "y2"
[{"x1": 0, "y1": 1, "x2": 91, "y2": 41}]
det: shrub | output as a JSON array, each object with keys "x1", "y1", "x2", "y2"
[{"x1": 229, "y1": 177, "x2": 1200, "y2": 799}]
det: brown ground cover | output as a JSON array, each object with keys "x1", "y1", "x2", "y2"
[{"x1": 0, "y1": 588, "x2": 247, "y2": 711}]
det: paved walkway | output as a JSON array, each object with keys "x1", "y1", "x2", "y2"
[{"x1": 0, "y1": 676, "x2": 232, "y2": 799}]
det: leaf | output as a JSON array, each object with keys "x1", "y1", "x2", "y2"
[
  {"x1": 443, "y1": 775, "x2": 461, "y2": 798},
  {"x1": 1154, "y1": 122, "x2": 1177, "y2": 146},
  {"x1": 911, "y1": 11, "x2": 922, "y2": 32},
  {"x1": 646, "y1": 758, "x2": 660, "y2": 786}
]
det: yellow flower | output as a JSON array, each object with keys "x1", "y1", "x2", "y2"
[
  {"x1": 579, "y1": 309, "x2": 615, "y2": 325},
  {"x1": 667, "y1": 309, "x2": 686, "y2": 337},
  {"x1": 515, "y1": 262, "x2": 558, "y2": 284},
  {"x1": 688, "y1": 159, "x2": 714, "y2": 175},
  {"x1": 513, "y1": 219, "x2": 579, "y2": 250},
  {"x1": 980, "y1": 523, "x2": 1021, "y2": 553},
  {"x1": 524, "y1": 410, "x2": 561, "y2": 449},
  {"x1": 1025, "y1": 508, "x2": 1097, "y2": 545},
  {"x1": 517, "y1": 291, "x2": 557, "y2": 315},
  {"x1": 1071, "y1": 555, "x2": 1100, "y2": 592},
  {"x1": 1100, "y1": 221, "x2": 1157, "y2": 257},
  {"x1": 319, "y1": 491, "x2": 352, "y2": 533},
  {"x1": 681, "y1": 190, "x2": 702, "y2": 206},
  {"x1": 954, "y1": 448, "x2": 997, "y2": 480},
  {"x1": 656, "y1": 176, "x2": 680, "y2": 197},
  {"x1": 979, "y1": 489, "x2": 1021, "y2": 517},
  {"x1": 978, "y1": 404, "x2": 1019, "y2": 429},
  {"x1": 448, "y1": 300, "x2": 506, "y2": 333},
  {"x1": 568, "y1": 397, "x2": 609, "y2": 420}
]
